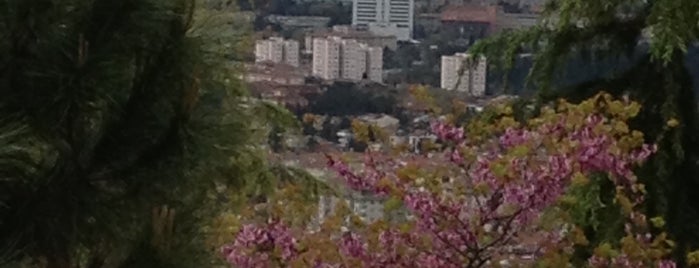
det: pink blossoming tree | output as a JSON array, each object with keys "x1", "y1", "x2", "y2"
[{"x1": 222, "y1": 93, "x2": 680, "y2": 267}]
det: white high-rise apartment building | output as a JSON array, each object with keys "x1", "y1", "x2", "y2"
[
  {"x1": 441, "y1": 53, "x2": 487, "y2": 96},
  {"x1": 312, "y1": 37, "x2": 383, "y2": 83},
  {"x1": 352, "y1": 0, "x2": 415, "y2": 41},
  {"x1": 255, "y1": 37, "x2": 300, "y2": 67},
  {"x1": 283, "y1": 40, "x2": 300, "y2": 67},
  {"x1": 339, "y1": 39, "x2": 367, "y2": 80},
  {"x1": 365, "y1": 46, "x2": 383, "y2": 82},
  {"x1": 255, "y1": 38, "x2": 283, "y2": 63},
  {"x1": 312, "y1": 37, "x2": 341, "y2": 80}
]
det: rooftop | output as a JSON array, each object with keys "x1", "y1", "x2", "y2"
[
  {"x1": 246, "y1": 61, "x2": 307, "y2": 79},
  {"x1": 441, "y1": 4, "x2": 498, "y2": 23},
  {"x1": 308, "y1": 26, "x2": 395, "y2": 40}
]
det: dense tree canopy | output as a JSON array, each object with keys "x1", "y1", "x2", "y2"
[
  {"x1": 223, "y1": 93, "x2": 686, "y2": 267},
  {"x1": 308, "y1": 82, "x2": 398, "y2": 116},
  {"x1": 0, "y1": 0, "x2": 275, "y2": 267},
  {"x1": 472, "y1": 0, "x2": 699, "y2": 264}
]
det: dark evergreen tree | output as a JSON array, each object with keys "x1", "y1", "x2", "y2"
[{"x1": 0, "y1": 0, "x2": 276, "y2": 267}]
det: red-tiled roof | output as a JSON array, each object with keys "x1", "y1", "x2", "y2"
[{"x1": 441, "y1": 4, "x2": 498, "y2": 23}]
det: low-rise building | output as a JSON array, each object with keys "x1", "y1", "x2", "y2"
[
  {"x1": 318, "y1": 193, "x2": 386, "y2": 223},
  {"x1": 247, "y1": 81, "x2": 322, "y2": 110},
  {"x1": 244, "y1": 61, "x2": 307, "y2": 85},
  {"x1": 266, "y1": 15, "x2": 331, "y2": 30},
  {"x1": 408, "y1": 133, "x2": 438, "y2": 154},
  {"x1": 367, "y1": 22, "x2": 411, "y2": 42},
  {"x1": 357, "y1": 114, "x2": 400, "y2": 133},
  {"x1": 441, "y1": 4, "x2": 498, "y2": 41},
  {"x1": 440, "y1": 4, "x2": 541, "y2": 37},
  {"x1": 273, "y1": 151, "x2": 392, "y2": 224}
]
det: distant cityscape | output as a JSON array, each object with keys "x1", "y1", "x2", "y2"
[
  {"x1": 243, "y1": 0, "x2": 542, "y2": 227},
  {"x1": 247, "y1": 0, "x2": 543, "y2": 98}
]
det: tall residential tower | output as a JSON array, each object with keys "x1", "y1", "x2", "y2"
[
  {"x1": 312, "y1": 37, "x2": 383, "y2": 83},
  {"x1": 441, "y1": 53, "x2": 487, "y2": 96},
  {"x1": 352, "y1": 0, "x2": 415, "y2": 41},
  {"x1": 255, "y1": 37, "x2": 300, "y2": 67}
]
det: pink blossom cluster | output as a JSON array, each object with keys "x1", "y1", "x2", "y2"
[
  {"x1": 325, "y1": 154, "x2": 390, "y2": 195},
  {"x1": 222, "y1": 111, "x2": 671, "y2": 267},
  {"x1": 570, "y1": 115, "x2": 656, "y2": 181},
  {"x1": 499, "y1": 128, "x2": 535, "y2": 148},
  {"x1": 322, "y1": 114, "x2": 659, "y2": 266},
  {"x1": 221, "y1": 220, "x2": 298, "y2": 267},
  {"x1": 339, "y1": 232, "x2": 367, "y2": 259},
  {"x1": 431, "y1": 121, "x2": 465, "y2": 144}
]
